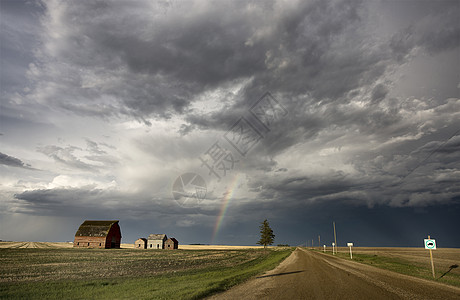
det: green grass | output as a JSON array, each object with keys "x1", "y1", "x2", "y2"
[
  {"x1": 313, "y1": 249, "x2": 460, "y2": 288},
  {"x1": 0, "y1": 248, "x2": 293, "y2": 299}
]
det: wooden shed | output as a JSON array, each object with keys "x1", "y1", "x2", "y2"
[
  {"x1": 134, "y1": 238, "x2": 147, "y2": 249},
  {"x1": 165, "y1": 238, "x2": 178, "y2": 250},
  {"x1": 73, "y1": 220, "x2": 121, "y2": 249},
  {"x1": 148, "y1": 234, "x2": 167, "y2": 249}
]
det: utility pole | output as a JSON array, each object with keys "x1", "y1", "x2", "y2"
[
  {"x1": 333, "y1": 221, "x2": 337, "y2": 254},
  {"x1": 318, "y1": 235, "x2": 321, "y2": 250},
  {"x1": 311, "y1": 239, "x2": 313, "y2": 249}
]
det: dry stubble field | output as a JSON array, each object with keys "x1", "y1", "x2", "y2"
[
  {"x1": 317, "y1": 246, "x2": 460, "y2": 287},
  {"x1": 345, "y1": 247, "x2": 459, "y2": 273},
  {"x1": 0, "y1": 243, "x2": 270, "y2": 282},
  {"x1": 0, "y1": 241, "x2": 292, "y2": 299}
]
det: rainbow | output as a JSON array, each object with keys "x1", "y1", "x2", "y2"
[{"x1": 211, "y1": 174, "x2": 241, "y2": 243}]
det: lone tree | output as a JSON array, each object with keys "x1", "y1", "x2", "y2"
[{"x1": 257, "y1": 219, "x2": 275, "y2": 248}]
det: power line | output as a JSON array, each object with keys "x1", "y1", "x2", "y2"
[{"x1": 400, "y1": 127, "x2": 460, "y2": 181}]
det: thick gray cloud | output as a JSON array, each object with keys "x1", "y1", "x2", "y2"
[
  {"x1": 0, "y1": 1, "x2": 392, "y2": 121},
  {"x1": 0, "y1": 152, "x2": 33, "y2": 169},
  {"x1": 0, "y1": 0, "x2": 44, "y2": 95}
]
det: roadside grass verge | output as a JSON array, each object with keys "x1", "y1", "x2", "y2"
[
  {"x1": 311, "y1": 248, "x2": 460, "y2": 288},
  {"x1": 0, "y1": 248, "x2": 293, "y2": 299}
]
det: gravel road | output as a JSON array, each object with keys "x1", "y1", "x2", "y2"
[{"x1": 209, "y1": 248, "x2": 460, "y2": 300}]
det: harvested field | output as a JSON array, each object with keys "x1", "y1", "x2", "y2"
[
  {"x1": 334, "y1": 247, "x2": 460, "y2": 277},
  {"x1": 0, "y1": 247, "x2": 270, "y2": 282},
  {"x1": 0, "y1": 242, "x2": 73, "y2": 248},
  {"x1": 315, "y1": 247, "x2": 460, "y2": 287},
  {"x1": 0, "y1": 244, "x2": 293, "y2": 299}
]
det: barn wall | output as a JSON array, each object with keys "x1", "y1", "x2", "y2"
[
  {"x1": 106, "y1": 224, "x2": 121, "y2": 249},
  {"x1": 74, "y1": 236, "x2": 106, "y2": 248}
]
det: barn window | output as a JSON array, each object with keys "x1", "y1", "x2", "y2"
[
  {"x1": 99, "y1": 243, "x2": 101, "y2": 247},
  {"x1": 77, "y1": 242, "x2": 79, "y2": 246},
  {"x1": 88, "y1": 243, "x2": 90, "y2": 246}
]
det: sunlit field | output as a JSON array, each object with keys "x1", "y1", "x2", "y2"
[{"x1": 0, "y1": 242, "x2": 292, "y2": 299}]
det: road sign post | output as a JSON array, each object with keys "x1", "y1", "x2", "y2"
[
  {"x1": 323, "y1": 244, "x2": 326, "y2": 252},
  {"x1": 332, "y1": 242, "x2": 335, "y2": 255},
  {"x1": 333, "y1": 222, "x2": 337, "y2": 254},
  {"x1": 424, "y1": 236, "x2": 436, "y2": 278},
  {"x1": 347, "y1": 243, "x2": 353, "y2": 259}
]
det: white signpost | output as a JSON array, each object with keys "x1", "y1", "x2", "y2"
[
  {"x1": 347, "y1": 242, "x2": 353, "y2": 259},
  {"x1": 424, "y1": 236, "x2": 436, "y2": 278},
  {"x1": 332, "y1": 242, "x2": 335, "y2": 255},
  {"x1": 424, "y1": 239, "x2": 436, "y2": 250},
  {"x1": 323, "y1": 245, "x2": 326, "y2": 253}
]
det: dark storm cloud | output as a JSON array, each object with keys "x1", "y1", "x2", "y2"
[
  {"x1": 14, "y1": 0, "x2": 458, "y2": 129},
  {"x1": 13, "y1": 187, "x2": 219, "y2": 219},
  {"x1": 414, "y1": 1, "x2": 460, "y2": 55},
  {"x1": 22, "y1": 0, "x2": 273, "y2": 121},
  {"x1": 12, "y1": 188, "x2": 142, "y2": 217},
  {"x1": 0, "y1": 152, "x2": 34, "y2": 169},
  {"x1": 371, "y1": 84, "x2": 389, "y2": 104},
  {"x1": 219, "y1": 199, "x2": 460, "y2": 247},
  {"x1": 15, "y1": 0, "x2": 379, "y2": 124},
  {"x1": 248, "y1": 171, "x2": 354, "y2": 202},
  {"x1": 258, "y1": 132, "x2": 460, "y2": 208},
  {"x1": 14, "y1": 0, "x2": 460, "y2": 210},
  {"x1": 0, "y1": 0, "x2": 44, "y2": 95},
  {"x1": 182, "y1": 0, "x2": 459, "y2": 137},
  {"x1": 414, "y1": 134, "x2": 460, "y2": 156}
]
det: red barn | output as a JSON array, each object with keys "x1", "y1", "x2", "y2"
[{"x1": 73, "y1": 220, "x2": 121, "y2": 249}]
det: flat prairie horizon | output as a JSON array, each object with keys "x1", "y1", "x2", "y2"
[
  {"x1": 2, "y1": 241, "x2": 458, "y2": 271},
  {"x1": 2, "y1": 242, "x2": 458, "y2": 274},
  {"x1": 1, "y1": 241, "x2": 459, "y2": 250}
]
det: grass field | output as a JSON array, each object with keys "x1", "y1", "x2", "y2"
[
  {"x1": 314, "y1": 247, "x2": 460, "y2": 288},
  {"x1": 0, "y1": 243, "x2": 293, "y2": 299}
]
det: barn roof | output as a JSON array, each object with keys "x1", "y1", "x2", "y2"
[
  {"x1": 75, "y1": 220, "x2": 119, "y2": 237},
  {"x1": 135, "y1": 238, "x2": 147, "y2": 242},
  {"x1": 148, "y1": 234, "x2": 167, "y2": 240},
  {"x1": 167, "y1": 238, "x2": 178, "y2": 243}
]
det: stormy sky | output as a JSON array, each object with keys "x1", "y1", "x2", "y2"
[{"x1": 1, "y1": 0, "x2": 459, "y2": 247}]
